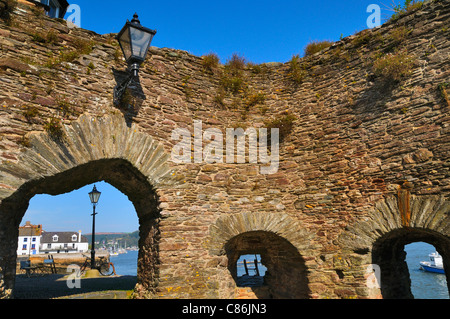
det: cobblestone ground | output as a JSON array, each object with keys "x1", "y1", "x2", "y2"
[{"x1": 13, "y1": 274, "x2": 137, "y2": 299}]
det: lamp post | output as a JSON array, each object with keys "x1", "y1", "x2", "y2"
[
  {"x1": 88, "y1": 185, "x2": 101, "y2": 269},
  {"x1": 114, "y1": 13, "x2": 157, "y2": 105}
]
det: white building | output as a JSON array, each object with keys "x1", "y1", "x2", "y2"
[
  {"x1": 40, "y1": 231, "x2": 89, "y2": 254},
  {"x1": 17, "y1": 221, "x2": 89, "y2": 256},
  {"x1": 17, "y1": 221, "x2": 43, "y2": 256}
]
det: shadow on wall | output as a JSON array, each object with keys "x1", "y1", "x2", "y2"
[{"x1": 112, "y1": 68, "x2": 146, "y2": 127}]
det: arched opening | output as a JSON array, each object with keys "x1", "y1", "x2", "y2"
[
  {"x1": 372, "y1": 228, "x2": 450, "y2": 299},
  {"x1": 0, "y1": 158, "x2": 160, "y2": 299},
  {"x1": 236, "y1": 254, "x2": 267, "y2": 287},
  {"x1": 14, "y1": 181, "x2": 140, "y2": 299},
  {"x1": 405, "y1": 242, "x2": 449, "y2": 299},
  {"x1": 225, "y1": 231, "x2": 310, "y2": 299}
]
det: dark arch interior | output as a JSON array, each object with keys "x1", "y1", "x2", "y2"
[
  {"x1": 225, "y1": 231, "x2": 310, "y2": 299},
  {"x1": 0, "y1": 158, "x2": 161, "y2": 298},
  {"x1": 372, "y1": 228, "x2": 450, "y2": 299}
]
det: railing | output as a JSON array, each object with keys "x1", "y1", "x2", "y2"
[{"x1": 39, "y1": 245, "x2": 78, "y2": 251}]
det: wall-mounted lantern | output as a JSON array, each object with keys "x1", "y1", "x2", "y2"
[{"x1": 114, "y1": 13, "x2": 157, "y2": 105}]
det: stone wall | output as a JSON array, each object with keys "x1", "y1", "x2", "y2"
[{"x1": 0, "y1": 0, "x2": 449, "y2": 299}]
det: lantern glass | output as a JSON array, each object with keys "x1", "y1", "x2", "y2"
[
  {"x1": 118, "y1": 27, "x2": 133, "y2": 62},
  {"x1": 130, "y1": 25, "x2": 154, "y2": 61},
  {"x1": 88, "y1": 185, "x2": 101, "y2": 205},
  {"x1": 117, "y1": 14, "x2": 156, "y2": 65}
]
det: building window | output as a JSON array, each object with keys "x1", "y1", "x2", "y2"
[
  {"x1": 72, "y1": 235, "x2": 77, "y2": 242},
  {"x1": 23, "y1": 238, "x2": 28, "y2": 242},
  {"x1": 32, "y1": 237, "x2": 36, "y2": 242},
  {"x1": 22, "y1": 244, "x2": 27, "y2": 250},
  {"x1": 47, "y1": 244, "x2": 51, "y2": 249},
  {"x1": 40, "y1": 0, "x2": 62, "y2": 18},
  {"x1": 52, "y1": 235, "x2": 58, "y2": 242},
  {"x1": 31, "y1": 244, "x2": 36, "y2": 250}
]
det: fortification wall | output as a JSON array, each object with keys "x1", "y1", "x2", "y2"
[{"x1": 0, "y1": 0, "x2": 449, "y2": 299}]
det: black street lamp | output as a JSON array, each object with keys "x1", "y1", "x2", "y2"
[
  {"x1": 114, "y1": 13, "x2": 157, "y2": 105},
  {"x1": 88, "y1": 185, "x2": 101, "y2": 269}
]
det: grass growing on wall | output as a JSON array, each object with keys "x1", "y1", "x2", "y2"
[
  {"x1": 201, "y1": 52, "x2": 220, "y2": 73},
  {"x1": 372, "y1": 51, "x2": 416, "y2": 83},
  {"x1": 44, "y1": 117, "x2": 64, "y2": 141},
  {"x1": 390, "y1": 0, "x2": 425, "y2": 21},
  {"x1": 304, "y1": 40, "x2": 333, "y2": 57}
]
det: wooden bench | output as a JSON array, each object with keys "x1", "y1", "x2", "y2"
[
  {"x1": 43, "y1": 255, "x2": 57, "y2": 274},
  {"x1": 19, "y1": 255, "x2": 57, "y2": 277},
  {"x1": 20, "y1": 260, "x2": 40, "y2": 277}
]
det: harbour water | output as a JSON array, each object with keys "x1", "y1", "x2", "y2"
[
  {"x1": 110, "y1": 249, "x2": 138, "y2": 276},
  {"x1": 405, "y1": 242, "x2": 449, "y2": 299},
  {"x1": 110, "y1": 246, "x2": 448, "y2": 299}
]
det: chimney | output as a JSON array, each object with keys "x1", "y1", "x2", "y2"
[{"x1": 79, "y1": 230, "x2": 82, "y2": 243}]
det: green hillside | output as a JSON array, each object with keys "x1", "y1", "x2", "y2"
[{"x1": 85, "y1": 230, "x2": 139, "y2": 248}]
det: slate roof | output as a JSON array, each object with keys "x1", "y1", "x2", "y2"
[
  {"x1": 18, "y1": 223, "x2": 43, "y2": 237},
  {"x1": 41, "y1": 232, "x2": 88, "y2": 244}
]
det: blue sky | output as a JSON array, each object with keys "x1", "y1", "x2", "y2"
[
  {"x1": 64, "y1": 0, "x2": 399, "y2": 64},
  {"x1": 24, "y1": 182, "x2": 138, "y2": 234},
  {"x1": 22, "y1": 0, "x2": 400, "y2": 234}
]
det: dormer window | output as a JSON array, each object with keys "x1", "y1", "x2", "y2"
[
  {"x1": 52, "y1": 235, "x2": 59, "y2": 242},
  {"x1": 71, "y1": 234, "x2": 77, "y2": 242}
]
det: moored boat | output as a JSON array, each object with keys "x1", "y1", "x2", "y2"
[{"x1": 420, "y1": 252, "x2": 445, "y2": 274}]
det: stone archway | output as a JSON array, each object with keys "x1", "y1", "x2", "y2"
[
  {"x1": 338, "y1": 195, "x2": 450, "y2": 299},
  {"x1": 372, "y1": 228, "x2": 450, "y2": 299},
  {"x1": 0, "y1": 113, "x2": 176, "y2": 299},
  {"x1": 208, "y1": 212, "x2": 315, "y2": 299}
]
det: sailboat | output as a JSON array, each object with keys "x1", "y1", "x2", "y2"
[
  {"x1": 420, "y1": 251, "x2": 445, "y2": 274},
  {"x1": 109, "y1": 243, "x2": 119, "y2": 257}
]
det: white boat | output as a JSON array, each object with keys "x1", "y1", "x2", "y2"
[
  {"x1": 109, "y1": 242, "x2": 120, "y2": 256},
  {"x1": 109, "y1": 247, "x2": 119, "y2": 256},
  {"x1": 420, "y1": 252, "x2": 445, "y2": 274}
]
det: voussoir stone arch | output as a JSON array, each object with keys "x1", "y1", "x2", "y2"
[
  {"x1": 207, "y1": 212, "x2": 315, "y2": 256},
  {"x1": 337, "y1": 195, "x2": 450, "y2": 299},
  {"x1": 0, "y1": 112, "x2": 180, "y2": 299},
  {"x1": 0, "y1": 112, "x2": 176, "y2": 201},
  {"x1": 337, "y1": 195, "x2": 450, "y2": 252}
]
